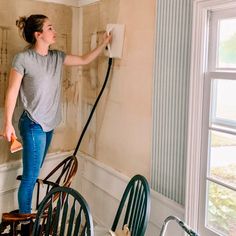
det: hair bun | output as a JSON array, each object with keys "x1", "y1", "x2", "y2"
[{"x1": 16, "y1": 16, "x2": 27, "y2": 30}]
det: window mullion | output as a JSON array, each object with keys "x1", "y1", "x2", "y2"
[
  {"x1": 209, "y1": 125, "x2": 236, "y2": 135},
  {"x1": 207, "y1": 71, "x2": 236, "y2": 80},
  {"x1": 207, "y1": 176, "x2": 236, "y2": 192}
]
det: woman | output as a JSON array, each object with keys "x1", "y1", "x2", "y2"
[{"x1": 2, "y1": 14, "x2": 111, "y2": 214}]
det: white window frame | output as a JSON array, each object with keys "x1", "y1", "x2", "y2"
[
  {"x1": 186, "y1": 0, "x2": 236, "y2": 235},
  {"x1": 210, "y1": 73, "x2": 236, "y2": 129},
  {"x1": 209, "y1": 8, "x2": 236, "y2": 72},
  {"x1": 209, "y1": 9, "x2": 236, "y2": 129}
]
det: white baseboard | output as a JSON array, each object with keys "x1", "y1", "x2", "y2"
[
  {"x1": 0, "y1": 151, "x2": 71, "y2": 216},
  {"x1": 77, "y1": 154, "x2": 185, "y2": 236},
  {"x1": 0, "y1": 152, "x2": 185, "y2": 236}
]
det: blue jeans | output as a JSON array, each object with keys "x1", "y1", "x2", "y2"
[{"x1": 18, "y1": 111, "x2": 53, "y2": 213}]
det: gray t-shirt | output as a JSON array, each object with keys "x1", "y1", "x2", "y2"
[{"x1": 12, "y1": 49, "x2": 66, "y2": 132}]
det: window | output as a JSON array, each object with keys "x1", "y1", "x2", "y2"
[
  {"x1": 201, "y1": 8, "x2": 236, "y2": 236},
  {"x1": 186, "y1": 2, "x2": 236, "y2": 236}
]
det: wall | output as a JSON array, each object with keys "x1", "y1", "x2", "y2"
[
  {"x1": 78, "y1": 154, "x2": 185, "y2": 236},
  {"x1": 80, "y1": 0, "x2": 156, "y2": 179},
  {"x1": 0, "y1": 1, "x2": 188, "y2": 234},
  {"x1": 0, "y1": 0, "x2": 80, "y2": 164}
]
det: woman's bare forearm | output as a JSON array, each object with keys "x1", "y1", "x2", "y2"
[
  {"x1": 3, "y1": 69, "x2": 23, "y2": 140},
  {"x1": 4, "y1": 88, "x2": 18, "y2": 125},
  {"x1": 64, "y1": 33, "x2": 112, "y2": 66},
  {"x1": 81, "y1": 41, "x2": 107, "y2": 64}
]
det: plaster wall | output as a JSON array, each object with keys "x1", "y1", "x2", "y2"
[
  {"x1": 81, "y1": 0, "x2": 156, "y2": 179},
  {"x1": 0, "y1": 0, "x2": 79, "y2": 164},
  {"x1": 0, "y1": 0, "x2": 156, "y2": 181}
]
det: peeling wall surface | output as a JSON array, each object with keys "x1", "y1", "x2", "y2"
[
  {"x1": 0, "y1": 0, "x2": 79, "y2": 164},
  {"x1": 0, "y1": 0, "x2": 156, "y2": 181},
  {"x1": 81, "y1": 0, "x2": 156, "y2": 179}
]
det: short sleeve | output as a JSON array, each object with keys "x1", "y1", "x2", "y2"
[
  {"x1": 57, "y1": 50, "x2": 66, "y2": 63},
  {"x1": 12, "y1": 53, "x2": 25, "y2": 75}
]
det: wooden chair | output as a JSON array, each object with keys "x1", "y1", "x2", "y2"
[
  {"x1": 0, "y1": 58, "x2": 113, "y2": 236},
  {"x1": 32, "y1": 186, "x2": 94, "y2": 236},
  {"x1": 0, "y1": 155, "x2": 78, "y2": 236},
  {"x1": 111, "y1": 174, "x2": 151, "y2": 236}
]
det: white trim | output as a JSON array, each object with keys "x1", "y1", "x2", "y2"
[
  {"x1": 207, "y1": 71, "x2": 236, "y2": 80},
  {"x1": 78, "y1": 154, "x2": 184, "y2": 236},
  {"x1": 77, "y1": 0, "x2": 99, "y2": 7},
  {"x1": 33, "y1": 0, "x2": 78, "y2": 7},
  {"x1": 186, "y1": 0, "x2": 236, "y2": 233},
  {"x1": 0, "y1": 151, "x2": 184, "y2": 235},
  {"x1": 210, "y1": 125, "x2": 236, "y2": 136},
  {"x1": 209, "y1": 8, "x2": 236, "y2": 71},
  {"x1": 0, "y1": 152, "x2": 70, "y2": 195},
  {"x1": 206, "y1": 177, "x2": 236, "y2": 192},
  {"x1": 33, "y1": 0, "x2": 99, "y2": 7},
  {"x1": 0, "y1": 151, "x2": 72, "y2": 215},
  {"x1": 185, "y1": 0, "x2": 209, "y2": 230}
]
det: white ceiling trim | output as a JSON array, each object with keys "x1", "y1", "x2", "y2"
[
  {"x1": 78, "y1": 0, "x2": 99, "y2": 7},
  {"x1": 33, "y1": 0, "x2": 99, "y2": 7}
]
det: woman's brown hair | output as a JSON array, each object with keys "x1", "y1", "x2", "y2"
[{"x1": 16, "y1": 14, "x2": 48, "y2": 47}]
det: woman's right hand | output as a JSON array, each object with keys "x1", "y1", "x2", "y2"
[
  {"x1": 102, "y1": 32, "x2": 112, "y2": 47},
  {"x1": 3, "y1": 123, "x2": 16, "y2": 142}
]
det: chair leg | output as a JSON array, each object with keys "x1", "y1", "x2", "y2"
[
  {"x1": 20, "y1": 221, "x2": 33, "y2": 236},
  {"x1": 0, "y1": 222, "x2": 6, "y2": 234},
  {"x1": 11, "y1": 222, "x2": 17, "y2": 236},
  {"x1": 0, "y1": 222, "x2": 20, "y2": 236},
  {"x1": 0, "y1": 221, "x2": 11, "y2": 235}
]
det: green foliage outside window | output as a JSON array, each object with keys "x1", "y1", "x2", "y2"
[
  {"x1": 208, "y1": 165, "x2": 236, "y2": 236},
  {"x1": 219, "y1": 33, "x2": 236, "y2": 65}
]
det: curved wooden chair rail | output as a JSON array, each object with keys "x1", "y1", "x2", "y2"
[{"x1": 0, "y1": 155, "x2": 78, "y2": 236}]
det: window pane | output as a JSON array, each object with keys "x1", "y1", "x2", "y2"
[
  {"x1": 207, "y1": 181, "x2": 236, "y2": 236},
  {"x1": 219, "y1": 18, "x2": 236, "y2": 68},
  {"x1": 211, "y1": 79, "x2": 236, "y2": 126},
  {"x1": 209, "y1": 130, "x2": 236, "y2": 188}
]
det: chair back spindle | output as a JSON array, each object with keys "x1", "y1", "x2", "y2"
[
  {"x1": 111, "y1": 175, "x2": 151, "y2": 236},
  {"x1": 32, "y1": 187, "x2": 94, "y2": 236}
]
